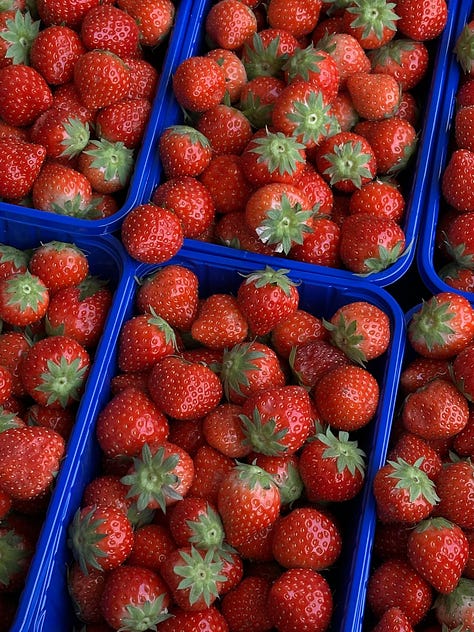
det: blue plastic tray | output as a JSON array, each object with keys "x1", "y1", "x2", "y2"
[
  {"x1": 417, "y1": 1, "x2": 474, "y2": 300},
  {"x1": 0, "y1": 0, "x2": 194, "y2": 237},
  {"x1": 135, "y1": 0, "x2": 460, "y2": 288},
  {"x1": 3, "y1": 217, "x2": 136, "y2": 632},
  {"x1": 11, "y1": 246, "x2": 406, "y2": 632}
]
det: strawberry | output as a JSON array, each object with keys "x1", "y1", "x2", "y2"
[
  {"x1": 67, "y1": 563, "x2": 107, "y2": 625},
  {"x1": 408, "y1": 292, "x2": 474, "y2": 359},
  {"x1": 95, "y1": 98, "x2": 151, "y2": 149},
  {"x1": 157, "y1": 605, "x2": 229, "y2": 631},
  {"x1": 96, "y1": 386, "x2": 169, "y2": 459},
  {"x1": 0, "y1": 245, "x2": 28, "y2": 279},
  {"x1": 299, "y1": 427, "x2": 366, "y2": 502},
  {"x1": 313, "y1": 364, "x2": 380, "y2": 431},
  {"x1": 188, "y1": 444, "x2": 234, "y2": 506},
  {"x1": 290, "y1": 338, "x2": 351, "y2": 389},
  {"x1": 401, "y1": 378, "x2": 469, "y2": 440},
  {"x1": 0, "y1": 138, "x2": 46, "y2": 201},
  {"x1": 31, "y1": 162, "x2": 95, "y2": 218},
  {"x1": 0, "y1": 526, "x2": 33, "y2": 594},
  {"x1": 339, "y1": 212, "x2": 407, "y2": 273},
  {"x1": 80, "y1": 4, "x2": 140, "y2": 58},
  {"x1": 36, "y1": 0, "x2": 101, "y2": 29},
  {"x1": 117, "y1": 0, "x2": 175, "y2": 48},
  {"x1": 271, "y1": 308, "x2": 326, "y2": 359},
  {"x1": 407, "y1": 517, "x2": 469, "y2": 594},
  {"x1": 366, "y1": 558, "x2": 433, "y2": 624},
  {"x1": 452, "y1": 343, "x2": 474, "y2": 401},
  {"x1": 206, "y1": 47, "x2": 247, "y2": 103},
  {"x1": 217, "y1": 462, "x2": 280, "y2": 548},
  {"x1": 77, "y1": 139, "x2": 134, "y2": 194},
  {"x1": 206, "y1": 0, "x2": 257, "y2": 50},
  {"x1": 82, "y1": 474, "x2": 132, "y2": 515},
  {"x1": 292, "y1": 162, "x2": 334, "y2": 215},
  {"x1": 120, "y1": 203, "x2": 184, "y2": 264},
  {"x1": 190, "y1": 293, "x2": 248, "y2": 351},
  {"x1": 317, "y1": 32, "x2": 371, "y2": 88},
  {"x1": 283, "y1": 46, "x2": 340, "y2": 103},
  {"x1": 0, "y1": 367, "x2": 13, "y2": 405},
  {"x1": 387, "y1": 432, "x2": 443, "y2": 480},
  {"x1": 29, "y1": 106, "x2": 91, "y2": 162},
  {"x1": 348, "y1": 179, "x2": 406, "y2": 222},
  {"x1": 136, "y1": 264, "x2": 199, "y2": 331},
  {"x1": 219, "y1": 340, "x2": 286, "y2": 404},
  {"x1": 152, "y1": 176, "x2": 216, "y2": 239},
  {"x1": 125, "y1": 57, "x2": 159, "y2": 101},
  {"x1": 241, "y1": 28, "x2": 301, "y2": 80},
  {"x1": 236, "y1": 266, "x2": 299, "y2": 336},
  {"x1": 0, "y1": 9, "x2": 38, "y2": 68},
  {"x1": 441, "y1": 149, "x2": 474, "y2": 212},
  {"x1": 239, "y1": 75, "x2": 286, "y2": 128},
  {"x1": 443, "y1": 210, "x2": 474, "y2": 271},
  {"x1": 68, "y1": 504, "x2": 134, "y2": 574},
  {"x1": 272, "y1": 505, "x2": 342, "y2": 570},
  {"x1": 28, "y1": 241, "x2": 89, "y2": 294},
  {"x1": 0, "y1": 331, "x2": 31, "y2": 397},
  {"x1": 74, "y1": 50, "x2": 131, "y2": 110},
  {"x1": 266, "y1": 0, "x2": 322, "y2": 38},
  {"x1": 220, "y1": 575, "x2": 273, "y2": 632},
  {"x1": 314, "y1": 130, "x2": 377, "y2": 193},
  {"x1": 244, "y1": 182, "x2": 313, "y2": 255},
  {"x1": 324, "y1": 300, "x2": 391, "y2": 364},
  {"x1": 373, "y1": 456, "x2": 440, "y2": 524},
  {"x1": 30, "y1": 25, "x2": 86, "y2": 85},
  {"x1": 127, "y1": 522, "x2": 175, "y2": 569},
  {"x1": 433, "y1": 459, "x2": 474, "y2": 530},
  {"x1": 214, "y1": 211, "x2": 276, "y2": 256},
  {"x1": 371, "y1": 606, "x2": 415, "y2": 632},
  {"x1": 434, "y1": 577, "x2": 474, "y2": 630},
  {"x1": 159, "y1": 125, "x2": 212, "y2": 179},
  {"x1": 267, "y1": 567, "x2": 333, "y2": 632},
  {"x1": 100, "y1": 564, "x2": 171, "y2": 630},
  {"x1": 20, "y1": 335, "x2": 90, "y2": 409},
  {"x1": 455, "y1": 20, "x2": 474, "y2": 76},
  {"x1": 0, "y1": 425, "x2": 65, "y2": 501},
  {"x1": 340, "y1": 0, "x2": 399, "y2": 49},
  {"x1": 0, "y1": 270, "x2": 49, "y2": 327},
  {"x1": 253, "y1": 453, "x2": 303, "y2": 507},
  {"x1": 118, "y1": 310, "x2": 178, "y2": 372},
  {"x1": 200, "y1": 154, "x2": 254, "y2": 215},
  {"x1": 369, "y1": 39, "x2": 430, "y2": 90},
  {"x1": 0, "y1": 63, "x2": 53, "y2": 127},
  {"x1": 121, "y1": 441, "x2": 194, "y2": 512},
  {"x1": 197, "y1": 104, "x2": 253, "y2": 156},
  {"x1": 44, "y1": 276, "x2": 113, "y2": 349},
  {"x1": 346, "y1": 71, "x2": 401, "y2": 120},
  {"x1": 291, "y1": 216, "x2": 342, "y2": 266},
  {"x1": 147, "y1": 355, "x2": 223, "y2": 421},
  {"x1": 395, "y1": 0, "x2": 448, "y2": 41},
  {"x1": 172, "y1": 55, "x2": 227, "y2": 113},
  {"x1": 167, "y1": 495, "x2": 226, "y2": 550}
]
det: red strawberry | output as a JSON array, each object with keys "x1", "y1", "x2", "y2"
[
  {"x1": 373, "y1": 456, "x2": 440, "y2": 524},
  {"x1": 202, "y1": 403, "x2": 250, "y2": 459},
  {"x1": 0, "y1": 138, "x2": 46, "y2": 201},
  {"x1": 74, "y1": 50, "x2": 131, "y2": 110},
  {"x1": 0, "y1": 270, "x2": 49, "y2": 327},
  {"x1": 387, "y1": 432, "x2": 443, "y2": 480},
  {"x1": 241, "y1": 28, "x2": 301, "y2": 80},
  {"x1": 118, "y1": 311, "x2": 178, "y2": 372},
  {"x1": 348, "y1": 179, "x2": 406, "y2": 222},
  {"x1": 199, "y1": 153, "x2": 254, "y2": 215},
  {"x1": 77, "y1": 139, "x2": 134, "y2": 195},
  {"x1": 369, "y1": 38, "x2": 430, "y2": 90},
  {"x1": 206, "y1": 0, "x2": 257, "y2": 50},
  {"x1": 290, "y1": 338, "x2": 351, "y2": 390},
  {"x1": 117, "y1": 0, "x2": 175, "y2": 48},
  {"x1": 283, "y1": 46, "x2": 339, "y2": 104},
  {"x1": 30, "y1": 25, "x2": 86, "y2": 86},
  {"x1": 100, "y1": 564, "x2": 171, "y2": 630},
  {"x1": 0, "y1": 245, "x2": 28, "y2": 279},
  {"x1": 456, "y1": 20, "x2": 474, "y2": 76},
  {"x1": 270, "y1": 308, "x2": 325, "y2": 359},
  {"x1": 68, "y1": 504, "x2": 134, "y2": 574},
  {"x1": 67, "y1": 563, "x2": 107, "y2": 625},
  {"x1": 267, "y1": 567, "x2": 333, "y2": 632},
  {"x1": 159, "y1": 125, "x2": 212, "y2": 179},
  {"x1": 441, "y1": 149, "x2": 474, "y2": 212},
  {"x1": 172, "y1": 55, "x2": 227, "y2": 113},
  {"x1": 96, "y1": 386, "x2": 169, "y2": 459},
  {"x1": 36, "y1": 0, "x2": 101, "y2": 29},
  {"x1": 147, "y1": 355, "x2": 223, "y2": 421},
  {"x1": 127, "y1": 523, "x2": 175, "y2": 570},
  {"x1": 266, "y1": 0, "x2": 321, "y2": 38},
  {"x1": 206, "y1": 47, "x2": 247, "y2": 103},
  {"x1": 32, "y1": 161, "x2": 95, "y2": 218},
  {"x1": 434, "y1": 577, "x2": 474, "y2": 630},
  {"x1": 239, "y1": 75, "x2": 286, "y2": 128},
  {"x1": 399, "y1": 356, "x2": 451, "y2": 394},
  {"x1": 80, "y1": 4, "x2": 140, "y2": 58},
  {"x1": 221, "y1": 575, "x2": 273, "y2": 632},
  {"x1": 0, "y1": 425, "x2": 65, "y2": 501},
  {"x1": 371, "y1": 606, "x2": 415, "y2": 632},
  {"x1": 217, "y1": 462, "x2": 280, "y2": 548},
  {"x1": 236, "y1": 266, "x2": 299, "y2": 336},
  {"x1": 157, "y1": 605, "x2": 229, "y2": 632},
  {"x1": 0, "y1": 526, "x2": 34, "y2": 594},
  {"x1": 196, "y1": 104, "x2": 252, "y2": 156},
  {"x1": 317, "y1": 32, "x2": 371, "y2": 88},
  {"x1": 120, "y1": 203, "x2": 184, "y2": 264},
  {"x1": 0, "y1": 63, "x2": 53, "y2": 126},
  {"x1": 29, "y1": 105, "x2": 91, "y2": 162},
  {"x1": 125, "y1": 57, "x2": 159, "y2": 100},
  {"x1": 433, "y1": 459, "x2": 474, "y2": 530},
  {"x1": 20, "y1": 335, "x2": 90, "y2": 409},
  {"x1": 346, "y1": 72, "x2": 401, "y2": 120},
  {"x1": 191, "y1": 293, "x2": 248, "y2": 351},
  {"x1": 395, "y1": 0, "x2": 448, "y2": 41},
  {"x1": 407, "y1": 517, "x2": 469, "y2": 594},
  {"x1": 253, "y1": 453, "x2": 303, "y2": 507},
  {"x1": 28, "y1": 241, "x2": 89, "y2": 294},
  {"x1": 299, "y1": 426, "x2": 366, "y2": 502},
  {"x1": 340, "y1": 0, "x2": 399, "y2": 49},
  {"x1": 188, "y1": 444, "x2": 234, "y2": 506}
]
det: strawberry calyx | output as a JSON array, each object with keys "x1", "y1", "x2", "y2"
[
  {"x1": 322, "y1": 0, "x2": 352, "y2": 16},
  {"x1": 83, "y1": 139, "x2": 134, "y2": 186},
  {"x1": 345, "y1": 0, "x2": 399, "y2": 42},
  {"x1": 444, "y1": 237, "x2": 474, "y2": 270},
  {"x1": 368, "y1": 37, "x2": 418, "y2": 66},
  {"x1": 274, "y1": 459, "x2": 304, "y2": 506},
  {"x1": 186, "y1": 504, "x2": 229, "y2": 554},
  {"x1": 146, "y1": 308, "x2": 178, "y2": 349},
  {"x1": 317, "y1": 427, "x2": 366, "y2": 477},
  {"x1": 173, "y1": 546, "x2": 227, "y2": 607},
  {"x1": 50, "y1": 194, "x2": 102, "y2": 219},
  {"x1": 0, "y1": 244, "x2": 29, "y2": 273},
  {"x1": 0, "y1": 529, "x2": 30, "y2": 586},
  {"x1": 434, "y1": 577, "x2": 474, "y2": 629},
  {"x1": 412, "y1": 516, "x2": 457, "y2": 534},
  {"x1": 3, "y1": 270, "x2": 48, "y2": 312},
  {"x1": 233, "y1": 461, "x2": 277, "y2": 491},
  {"x1": 0, "y1": 9, "x2": 40, "y2": 65},
  {"x1": 0, "y1": 408, "x2": 24, "y2": 431},
  {"x1": 60, "y1": 117, "x2": 91, "y2": 159},
  {"x1": 119, "y1": 593, "x2": 172, "y2": 630},
  {"x1": 255, "y1": 193, "x2": 314, "y2": 254},
  {"x1": 284, "y1": 91, "x2": 340, "y2": 147},
  {"x1": 76, "y1": 276, "x2": 109, "y2": 301},
  {"x1": 250, "y1": 130, "x2": 306, "y2": 177},
  {"x1": 243, "y1": 33, "x2": 288, "y2": 80},
  {"x1": 455, "y1": 23, "x2": 474, "y2": 75},
  {"x1": 35, "y1": 355, "x2": 89, "y2": 408},
  {"x1": 283, "y1": 44, "x2": 329, "y2": 83},
  {"x1": 323, "y1": 314, "x2": 367, "y2": 365},
  {"x1": 166, "y1": 124, "x2": 211, "y2": 149},
  {"x1": 360, "y1": 240, "x2": 406, "y2": 273},
  {"x1": 241, "y1": 265, "x2": 298, "y2": 294},
  {"x1": 220, "y1": 342, "x2": 266, "y2": 400},
  {"x1": 121, "y1": 444, "x2": 182, "y2": 513},
  {"x1": 387, "y1": 457, "x2": 440, "y2": 505},
  {"x1": 240, "y1": 407, "x2": 289, "y2": 456},
  {"x1": 68, "y1": 506, "x2": 110, "y2": 574},
  {"x1": 239, "y1": 91, "x2": 274, "y2": 129},
  {"x1": 387, "y1": 136, "x2": 417, "y2": 174},
  {"x1": 322, "y1": 140, "x2": 374, "y2": 189},
  {"x1": 408, "y1": 296, "x2": 457, "y2": 353}
]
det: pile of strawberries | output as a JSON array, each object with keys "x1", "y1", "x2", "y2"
[
  {"x1": 121, "y1": 0, "x2": 448, "y2": 276},
  {"x1": 63, "y1": 262, "x2": 393, "y2": 631},
  {"x1": 0, "y1": 239, "x2": 114, "y2": 627},
  {"x1": 434, "y1": 12, "x2": 474, "y2": 294},
  {"x1": 365, "y1": 291, "x2": 474, "y2": 631},
  {"x1": 0, "y1": 0, "x2": 174, "y2": 218}
]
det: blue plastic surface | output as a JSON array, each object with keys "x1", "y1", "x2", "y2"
[
  {"x1": 0, "y1": 0, "x2": 194, "y2": 237},
  {"x1": 417, "y1": 0, "x2": 474, "y2": 300},
  {"x1": 11, "y1": 245, "x2": 406, "y2": 632},
  {"x1": 136, "y1": 0, "x2": 461, "y2": 288},
  {"x1": 3, "y1": 216, "x2": 136, "y2": 632}
]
